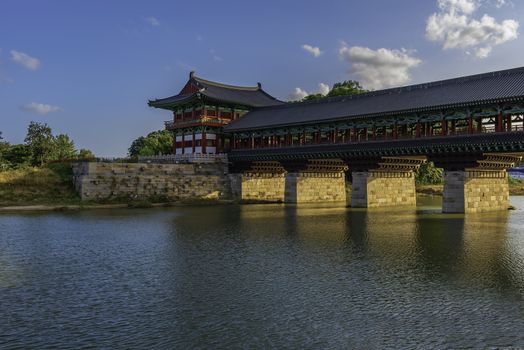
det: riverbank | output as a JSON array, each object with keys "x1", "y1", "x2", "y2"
[
  {"x1": 0, "y1": 164, "x2": 81, "y2": 207},
  {"x1": 0, "y1": 199, "x2": 237, "y2": 212},
  {"x1": 1, "y1": 165, "x2": 523, "y2": 212}
]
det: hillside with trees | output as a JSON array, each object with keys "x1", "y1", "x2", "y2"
[{"x1": 0, "y1": 122, "x2": 96, "y2": 205}]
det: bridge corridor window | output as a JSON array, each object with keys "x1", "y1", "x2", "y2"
[{"x1": 481, "y1": 117, "x2": 496, "y2": 133}]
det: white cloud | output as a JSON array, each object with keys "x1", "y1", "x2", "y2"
[
  {"x1": 438, "y1": 0, "x2": 478, "y2": 14},
  {"x1": 10, "y1": 50, "x2": 41, "y2": 70},
  {"x1": 289, "y1": 87, "x2": 309, "y2": 101},
  {"x1": 338, "y1": 44, "x2": 421, "y2": 90},
  {"x1": 210, "y1": 49, "x2": 222, "y2": 62},
  {"x1": 426, "y1": 0, "x2": 519, "y2": 58},
  {"x1": 22, "y1": 102, "x2": 62, "y2": 115},
  {"x1": 318, "y1": 83, "x2": 330, "y2": 96},
  {"x1": 0, "y1": 76, "x2": 14, "y2": 84},
  {"x1": 289, "y1": 83, "x2": 331, "y2": 101},
  {"x1": 288, "y1": 83, "x2": 331, "y2": 101},
  {"x1": 494, "y1": 0, "x2": 507, "y2": 8},
  {"x1": 301, "y1": 44, "x2": 322, "y2": 57},
  {"x1": 146, "y1": 16, "x2": 160, "y2": 27}
]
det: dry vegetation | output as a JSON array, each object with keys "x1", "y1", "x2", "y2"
[{"x1": 0, "y1": 164, "x2": 79, "y2": 206}]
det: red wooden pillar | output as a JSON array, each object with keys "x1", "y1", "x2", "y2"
[
  {"x1": 181, "y1": 132, "x2": 185, "y2": 154},
  {"x1": 507, "y1": 115, "x2": 512, "y2": 131},
  {"x1": 192, "y1": 131, "x2": 195, "y2": 153},
  {"x1": 467, "y1": 116, "x2": 473, "y2": 134},
  {"x1": 393, "y1": 124, "x2": 398, "y2": 140},
  {"x1": 442, "y1": 119, "x2": 447, "y2": 136},
  {"x1": 416, "y1": 122, "x2": 421, "y2": 138},
  {"x1": 496, "y1": 113, "x2": 503, "y2": 132},
  {"x1": 202, "y1": 132, "x2": 207, "y2": 154}
]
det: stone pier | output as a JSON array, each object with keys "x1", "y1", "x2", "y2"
[
  {"x1": 442, "y1": 170, "x2": 509, "y2": 213},
  {"x1": 284, "y1": 159, "x2": 348, "y2": 203},
  {"x1": 351, "y1": 156, "x2": 426, "y2": 208},
  {"x1": 230, "y1": 161, "x2": 286, "y2": 202},
  {"x1": 442, "y1": 153, "x2": 523, "y2": 213}
]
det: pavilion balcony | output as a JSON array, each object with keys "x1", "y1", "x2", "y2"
[{"x1": 165, "y1": 117, "x2": 231, "y2": 130}]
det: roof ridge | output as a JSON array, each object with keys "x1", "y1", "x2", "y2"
[{"x1": 192, "y1": 74, "x2": 261, "y2": 91}]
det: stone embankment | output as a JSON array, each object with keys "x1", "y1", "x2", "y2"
[{"x1": 73, "y1": 162, "x2": 231, "y2": 201}]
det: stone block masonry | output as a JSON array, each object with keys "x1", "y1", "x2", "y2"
[
  {"x1": 351, "y1": 171, "x2": 416, "y2": 208},
  {"x1": 285, "y1": 172, "x2": 346, "y2": 203},
  {"x1": 73, "y1": 162, "x2": 230, "y2": 201},
  {"x1": 443, "y1": 170, "x2": 509, "y2": 213},
  {"x1": 230, "y1": 173, "x2": 285, "y2": 202}
]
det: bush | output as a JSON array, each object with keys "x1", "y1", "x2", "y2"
[{"x1": 416, "y1": 162, "x2": 443, "y2": 184}]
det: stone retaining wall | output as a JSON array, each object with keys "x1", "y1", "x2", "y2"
[{"x1": 73, "y1": 162, "x2": 230, "y2": 201}]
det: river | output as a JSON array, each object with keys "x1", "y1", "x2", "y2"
[{"x1": 1, "y1": 196, "x2": 524, "y2": 349}]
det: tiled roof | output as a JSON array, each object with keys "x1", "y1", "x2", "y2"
[
  {"x1": 148, "y1": 72, "x2": 284, "y2": 109},
  {"x1": 225, "y1": 67, "x2": 524, "y2": 131}
]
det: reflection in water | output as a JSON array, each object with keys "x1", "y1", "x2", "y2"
[{"x1": 1, "y1": 198, "x2": 524, "y2": 348}]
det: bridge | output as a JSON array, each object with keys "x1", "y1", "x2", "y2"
[{"x1": 223, "y1": 68, "x2": 524, "y2": 213}]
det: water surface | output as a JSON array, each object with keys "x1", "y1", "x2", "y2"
[{"x1": 1, "y1": 196, "x2": 524, "y2": 349}]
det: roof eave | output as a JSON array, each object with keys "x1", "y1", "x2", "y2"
[{"x1": 224, "y1": 96, "x2": 524, "y2": 132}]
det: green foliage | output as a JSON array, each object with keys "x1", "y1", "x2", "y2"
[
  {"x1": 128, "y1": 130, "x2": 173, "y2": 157},
  {"x1": 25, "y1": 121, "x2": 55, "y2": 166},
  {"x1": 1, "y1": 123, "x2": 93, "y2": 171},
  {"x1": 301, "y1": 80, "x2": 368, "y2": 101},
  {"x1": 302, "y1": 93, "x2": 324, "y2": 101},
  {"x1": 52, "y1": 134, "x2": 77, "y2": 161},
  {"x1": 416, "y1": 162, "x2": 443, "y2": 184},
  {"x1": 328, "y1": 80, "x2": 367, "y2": 97},
  {"x1": 78, "y1": 148, "x2": 96, "y2": 159},
  {"x1": 2, "y1": 144, "x2": 32, "y2": 169},
  {"x1": 0, "y1": 164, "x2": 79, "y2": 206}
]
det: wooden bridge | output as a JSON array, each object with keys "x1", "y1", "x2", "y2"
[{"x1": 223, "y1": 68, "x2": 524, "y2": 213}]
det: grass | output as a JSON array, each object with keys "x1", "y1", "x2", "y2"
[{"x1": 0, "y1": 163, "x2": 81, "y2": 206}]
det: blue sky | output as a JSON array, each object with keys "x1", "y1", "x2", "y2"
[{"x1": 1, "y1": 0, "x2": 523, "y2": 156}]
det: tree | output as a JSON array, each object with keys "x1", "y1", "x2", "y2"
[
  {"x1": 3, "y1": 144, "x2": 32, "y2": 167},
  {"x1": 52, "y1": 134, "x2": 77, "y2": 161},
  {"x1": 78, "y1": 148, "x2": 96, "y2": 160},
  {"x1": 128, "y1": 136, "x2": 147, "y2": 157},
  {"x1": 128, "y1": 130, "x2": 173, "y2": 157},
  {"x1": 328, "y1": 80, "x2": 367, "y2": 97},
  {"x1": 0, "y1": 131, "x2": 10, "y2": 169},
  {"x1": 302, "y1": 93, "x2": 324, "y2": 101},
  {"x1": 24, "y1": 121, "x2": 55, "y2": 166},
  {"x1": 416, "y1": 162, "x2": 443, "y2": 184},
  {"x1": 300, "y1": 80, "x2": 368, "y2": 101}
]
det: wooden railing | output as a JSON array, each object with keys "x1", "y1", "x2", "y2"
[
  {"x1": 138, "y1": 153, "x2": 228, "y2": 164},
  {"x1": 165, "y1": 117, "x2": 231, "y2": 129}
]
